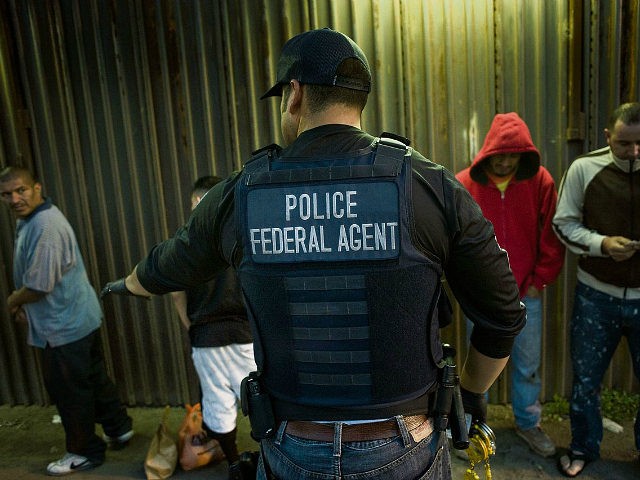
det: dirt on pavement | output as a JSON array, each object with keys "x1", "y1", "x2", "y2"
[{"x1": 0, "y1": 404, "x2": 637, "y2": 479}]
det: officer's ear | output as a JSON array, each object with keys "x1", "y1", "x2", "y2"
[{"x1": 285, "y1": 79, "x2": 304, "y2": 113}]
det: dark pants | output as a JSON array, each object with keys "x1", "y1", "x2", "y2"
[{"x1": 42, "y1": 329, "x2": 132, "y2": 463}]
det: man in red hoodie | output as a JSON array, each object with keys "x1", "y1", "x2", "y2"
[{"x1": 456, "y1": 112, "x2": 565, "y2": 458}]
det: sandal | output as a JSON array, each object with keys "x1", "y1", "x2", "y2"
[{"x1": 556, "y1": 449, "x2": 591, "y2": 477}]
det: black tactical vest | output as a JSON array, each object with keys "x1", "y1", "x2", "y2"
[{"x1": 235, "y1": 134, "x2": 444, "y2": 420}]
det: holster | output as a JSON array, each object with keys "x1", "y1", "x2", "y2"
[
  {"x1": 241, "y1": 371, "x2": 276, "y2": 440},
  {"x1": 435, "y1": 345, "x2": 469, "y2": 449}
]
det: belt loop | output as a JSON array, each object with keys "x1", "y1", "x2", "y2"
[
  {"x1": 274, "y1": 420, "x2": 287, "y2": 445},
  {"x1": 395, "y1": 415, "x2": 411, "y2": 447},
  {"x1": 333, "y1": 423, "x2": 343, "y2": 458}
]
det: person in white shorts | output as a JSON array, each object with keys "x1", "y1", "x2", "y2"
[{"x1": 171, "y1": 176, "x2": 257, "y2": 480}]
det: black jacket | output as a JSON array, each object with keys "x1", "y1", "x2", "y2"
[{"x1": 138, "y1": 125, "x2": 524, "y2": 364}]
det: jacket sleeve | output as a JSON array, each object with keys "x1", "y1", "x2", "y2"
[
  {"x1": 430, "y1": 168, "x2": 525, "y2": 359},
  {"x1": 445, "y1": 178, "x2": 526, "y2": 358},
  {"x1": 136, "y1": 175, "x2": 239, "y2": 294},
  {"x1": 530, "y1": 169, "x2": 565, "y2": 290},
  {"x1": 552, "y1": 160, "x2": 607, "y2": 257}
]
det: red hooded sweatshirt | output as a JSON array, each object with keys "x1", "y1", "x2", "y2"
[{"x1": 456, "y1": 112, "x2": 564, "y2": 297}]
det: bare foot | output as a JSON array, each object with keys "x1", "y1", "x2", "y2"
[{"x1": 557, "y1": 450, "x2": 589, "y2": 477}]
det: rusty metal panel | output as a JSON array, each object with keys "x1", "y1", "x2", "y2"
[
  {"x1": 491, "y1": 0, "x2": 573, "y2": 404},
  {"x1": 626, "y1": 0, "x2": 640, "y2": 101},
  {"x1": 0, "y1": 0, "x2": 638, "y2": 407}
]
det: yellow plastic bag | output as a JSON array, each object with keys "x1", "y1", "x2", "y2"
[
  {"x1": 177, "y1": 403, "x2": 225, "y2": 471},
  {"x1": 145, "y1": 406, "x2": 178, "y2": 480}
]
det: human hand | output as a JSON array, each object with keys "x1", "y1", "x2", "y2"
[
  {"x1": 460, "y1": 386, "x2": 487, "y2": 425},
  {"x1": 13, "y1": 308, "x2": 27, "y2": 326},
  {"x1": 526, "y1": 285, "x2": 540, "y2": 298},
  {"x1": 601, "y1": 236, "x2": 637, "y2": 262},
  {"x1": 100, "y1": 278, "x2": 134, "y2": 299},
  {"x1": 8, "y1": 290, "x2": 19, "y2": 315}
]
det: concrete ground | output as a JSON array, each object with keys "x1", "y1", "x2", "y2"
[{"x1": 0, "y1": 404, "x2": 637, "y2": 479}]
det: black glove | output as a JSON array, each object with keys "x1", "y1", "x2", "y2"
[
  {"x1": 100, "y1": 278, "x2": 133, "y2": 299},
  {"x1": 460, "y1": 386, "x2": 487, "y2": 425}
]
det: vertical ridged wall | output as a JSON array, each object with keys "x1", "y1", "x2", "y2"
[{"x1": 0, "y1": 0, "x2": 638, "y2": 406}]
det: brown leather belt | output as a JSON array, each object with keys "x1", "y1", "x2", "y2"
[{"x1": 284, "y1": 415, "x2": 431, "y2": 442}]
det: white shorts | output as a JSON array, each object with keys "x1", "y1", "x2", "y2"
[{"x1": 191, "y1": 343, "x2": 257, "y2": 433}]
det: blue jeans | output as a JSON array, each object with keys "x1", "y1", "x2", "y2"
[
  {"x1": 466, "y1": 295, "x2": 542, "y2": 429},
  {"x1": 257, "y1": 417, "x2": 451, "y2": 479},
  {"x1": 568, "y1": 282, "x2": 640, "y2": 460},
  {"x1": 510, "y1": 296, "x2": 543, "y2": 429}
]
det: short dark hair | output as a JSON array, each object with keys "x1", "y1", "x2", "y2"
[
  {"x1": 608, "y1": 102, "x2": 640, "y2": 129},
  {"x1": 192, "y1": 175, "x2": 222, "y2": 197},
  {"x1": 303, "y1": 58, "x2": 369, "y2": 113},
  {"x1": 0, "y1": 166, "x2": 37, "y2": 184}
]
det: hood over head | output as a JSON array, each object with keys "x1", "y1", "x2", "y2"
[{"x1": 470, "y1": 112, "x2": 540, "y2": 183}]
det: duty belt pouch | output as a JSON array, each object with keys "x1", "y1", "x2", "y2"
[{"x1": 241, "y1": 371, "x2": 276, "y2": 440}]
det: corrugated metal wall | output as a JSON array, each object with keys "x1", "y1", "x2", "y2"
[{"x1": 1, "y1": 0, "x2": 638, "y2": 406}]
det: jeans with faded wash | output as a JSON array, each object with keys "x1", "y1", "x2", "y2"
[
  {"x1": 256, "y1": 417, "x2": 451, "y2": 480},
  {"x1": 569, "y1": 281, "x2": 640, "y2": 460},
  {"x1": 466, "y1": 295, "x2": 542, "y2": 430},
  {"x1": 510, "y1": 296, "x2": 544, "y2": 430}
]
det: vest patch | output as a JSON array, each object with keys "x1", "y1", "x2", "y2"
[{"x1": 247, "y1": 182, "x2": 400, "y2": 262}]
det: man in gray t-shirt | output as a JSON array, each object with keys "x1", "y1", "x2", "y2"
[{"x1": 1, "y1": 166, "x2": 132, "y2": 477}]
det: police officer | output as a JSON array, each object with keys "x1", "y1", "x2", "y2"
[{"x1": 103, "y1": 28, "x2": 525, "y2": 480}]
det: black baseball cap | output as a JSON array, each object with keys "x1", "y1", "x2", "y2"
[{"x1": 260, "y1": 28, "x2": 371, "y2": 100}]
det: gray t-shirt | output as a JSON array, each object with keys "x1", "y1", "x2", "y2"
[{"x1": 13, "y1": 199, "x2": 101, "y2": 347}]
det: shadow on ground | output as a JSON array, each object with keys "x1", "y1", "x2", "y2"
[{"x1": 0, "y1": 404, "x2": 637, "y2": 479}]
